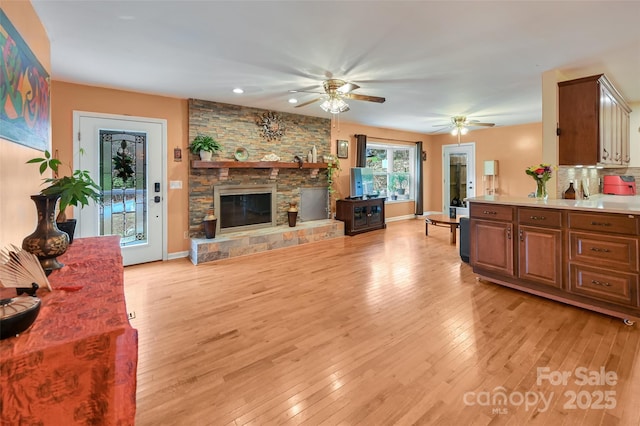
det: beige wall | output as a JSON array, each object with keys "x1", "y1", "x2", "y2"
[
  {"x1": 428, "y1": 123, "x2": 543, "y2": 211},
  {"x1": 0, "y1": 1, "x2": 51, "y2": 247},
  {"x1": 50, "y1": 81, "x2": 190, "y2": 253}
]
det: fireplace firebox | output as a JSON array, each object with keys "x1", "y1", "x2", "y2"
[{"x1": 213, "y1": 184, "x2": 277, "y2": 234}]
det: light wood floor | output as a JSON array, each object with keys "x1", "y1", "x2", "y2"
[{"x1": 124, "y1": 220, "x2": 640, "y2": 425}]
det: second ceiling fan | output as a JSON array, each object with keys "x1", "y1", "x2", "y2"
[
  {"x1": 291, "y1": 79, "x2": 386, "y2": 114},
  {"x1": 434, "y1": 115, "x2": 495, "y2": 143}
]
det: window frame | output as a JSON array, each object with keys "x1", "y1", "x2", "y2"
[{"x1": 365, "y1": 141, "x2": 416, "y2": 202}]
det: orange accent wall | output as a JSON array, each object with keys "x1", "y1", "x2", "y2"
[
  {"x1": 427, "y1": 123, "x2": 543, "y2": 211},
  {"x1": 50, "y1": 82, "x2": 189, "y2": 254},
  {"x1": 0, "y1": 2, "x2": 51, "y2": 247},
  {"x1": 330, "y1": 121, "x2": 431, "y2": 217}
]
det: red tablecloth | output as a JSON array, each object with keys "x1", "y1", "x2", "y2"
[{"x1": 1, "y1": 236, "x2": 138, "y2": 425}]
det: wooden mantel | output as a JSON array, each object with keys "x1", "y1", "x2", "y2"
[{"x1": 191, "y1": 161, "x2": 329, "y2": 180}]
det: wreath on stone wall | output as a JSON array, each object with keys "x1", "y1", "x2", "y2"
[{"x1": 257, "y1": 111, "x2": 285, "y2": 140}]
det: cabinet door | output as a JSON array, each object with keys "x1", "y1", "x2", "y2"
[
  {"x1": 599, "y1": 86, "x2": 614, "y2": 164},
  {"x1": 353, "y1": 205, "x2": 368, "y2": 229},
  {"x1": 621, "y1": 109, "x2": 631, "y2": 165},
  {"x1": 368, "y1": 203, "x2": 383, "y2": 226},
  {"x1": 518, "y1": 226, "x2": 563, "y2": 288},
  {"x1": 470, "y1": 219, "x2": 514, "y2": 276}
]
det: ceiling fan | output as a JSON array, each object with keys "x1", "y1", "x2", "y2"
[
  {"x1": 290, "y1": 79, "x2": 386, "y2": 114},
  {"x1": 434, "y1": 115, "x2": 495, "y2": 143}
]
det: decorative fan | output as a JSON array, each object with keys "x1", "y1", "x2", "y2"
[
  {"x1": 434, "y1": 115, "x2": 495, "y2": 143},
  {"x1": 290, "y1": 79, "x2": 385, "y2": 114}
]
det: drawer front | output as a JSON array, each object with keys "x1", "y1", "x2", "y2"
[
  {"x1": 570, "y1": 232, "x2": 639, "y2": 272},
  {"x1": 568, "y1": 263, "x2": 639, "y2": 307},
  {"x1": 568, "y1": 212, "x2": 639, "y2": 235},
  {"x1": 470, "y1": 203, "x2": 514, "y2": 221},
  {"x1": 518, "y1": 208, "x2": 562, "y2": 227}
]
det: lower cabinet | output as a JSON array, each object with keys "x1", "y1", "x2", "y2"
[
  {"x1": 470, "y1": 203, "x2": 640, "y2": 321},
  {"x1": 335, "y1": 198, "x2": 386, "y2": 236},
  {"x1": 518, "y1": 225, "x2": 563, "y2": 288}
]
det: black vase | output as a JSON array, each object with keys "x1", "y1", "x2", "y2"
[
  {"x1": 203, "y1": 219, "x2": 217, "y2": 239},
  {"x1": 56, "y1": 219, "x2": 77, "y2": 244},
  {"x1": 22, "y1": 194, "x2": 69, "y2": 273},
  {"x1": 287, "y1": 211, "x2": 298, "y2": 227}
]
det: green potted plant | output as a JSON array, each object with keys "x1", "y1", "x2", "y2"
[
  {"x1": 27, "y1": 150, "x2": 102, "y2": 243},
  {"x1": 189, "y1": 134, "x2": 221, "y2": 161}
]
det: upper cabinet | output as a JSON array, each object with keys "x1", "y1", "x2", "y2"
[{"x1": 558, "y1": 74, "x2": 632, "y2": 166}]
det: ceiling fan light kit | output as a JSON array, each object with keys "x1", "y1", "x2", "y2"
[{"x1": 293, "y1": 78, "x2": 385, "y2": 114}]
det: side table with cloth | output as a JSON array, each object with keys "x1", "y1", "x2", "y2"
[{"x1": 0, "y1": 236, "x2": 138, "y2": 425}]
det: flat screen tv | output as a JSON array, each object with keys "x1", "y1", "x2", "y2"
[{"x1": 350, "y1": 167, "x2": 375, "y2": 198}]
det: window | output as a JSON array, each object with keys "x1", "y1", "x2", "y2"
[{"x1": 365, "y1": 142, "x2": 416, "y2": 201}]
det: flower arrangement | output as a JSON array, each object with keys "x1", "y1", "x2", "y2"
[{"x1": 526, "y1": 163, "x2": 553, "y2": 199}]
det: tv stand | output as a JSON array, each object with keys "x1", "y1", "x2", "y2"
[{"x1": 336, "y1": 198, "x2": 386, "y2": 236}]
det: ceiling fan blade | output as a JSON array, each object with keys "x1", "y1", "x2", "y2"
[
  {"x1": 432, "y1": 123, "x2": 452, "y2": 128},
  {"x1": 337, "y1": 82, "x2": 360, "y2": 94},
  {"x1": 466, "y1": 122, "x2": 495, "y2": 127},
  {"x1": 289, "y1": 89, "x2": 324, "y2": 94},
  {"x1": 294, "y1": 97, "x2": 322, "y2": 108},
  {"x1": 345, "y1": 93, "x2": 386, "y2": 103}
]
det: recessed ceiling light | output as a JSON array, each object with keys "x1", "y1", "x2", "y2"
[
  {"x1": 288, "y1": 98, "x2": 298, "y2": 104},
  {"x1": 233, "y1": 88, "x2": 244, "y2": 94}
]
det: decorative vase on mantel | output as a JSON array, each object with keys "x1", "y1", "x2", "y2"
[
  {"x1": 22, "y1": 194, "x2": 70, "y2": 273},
  {"x1": 535, "y1": 180, "x2": 548, "y2": 200}
]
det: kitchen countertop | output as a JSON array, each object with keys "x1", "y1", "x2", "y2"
[{"x1": 467, "y1": 194, "x2": 640, "y2": 215}]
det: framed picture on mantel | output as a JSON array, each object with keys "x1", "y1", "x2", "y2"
[{"x1": 337, "y1": 139, "x2": 349, "y2": 159}]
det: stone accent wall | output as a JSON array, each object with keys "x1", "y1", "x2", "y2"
[{"x1": 189, "y1": 99, "x2": 332, "y2": 237}]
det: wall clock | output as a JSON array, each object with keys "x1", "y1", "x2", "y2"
[{"x1": 257, "y1": 111, "x2": 285, "y2": 140}]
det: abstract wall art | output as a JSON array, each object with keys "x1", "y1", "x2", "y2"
[{"x1": 1, "y1": 10, "x2": 50, "y2": 151}]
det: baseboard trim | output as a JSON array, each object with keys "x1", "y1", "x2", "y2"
[
  {"x1": 386, "y1": 214, "x2": 418, "y2": 223},
  {"x1": 168, "y1": 251, "x2": 189, "y2": 260}
]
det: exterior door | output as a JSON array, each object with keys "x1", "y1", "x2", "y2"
[
  {"x1": 443, "y1": 143, "x2": 475, "y2": 216},
  {"x1": 74, "y1": 112, "x2": 166, "y2": 265}
]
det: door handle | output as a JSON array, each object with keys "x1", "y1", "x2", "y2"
[{"x1": 154, "y1": 196, "x2": 161, "y2": 203}]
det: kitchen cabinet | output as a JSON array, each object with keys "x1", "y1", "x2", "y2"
[
  {"x1": 558, "y1": 74, "x2": 631, "y2": 166},
  {"x1": 517, "y1": 208, "x2": 563, "y2": 289},
  {"x1": 469, "y1": 199, "x2": 640, "y2": 323},
  {"x1": 469, "y1": 203, "x2": 515, "y2": 277},
  {"x1": 335, "y1": 198, "x2": 386, "y2": 236}
]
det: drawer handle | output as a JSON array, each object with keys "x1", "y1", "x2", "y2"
[
  {"x1": 591, "y1": 280, "x2": 612, "y2": 287},
  {"x1": 590, "y1": 221, "x2": 612, "y2": 227},
  {"x1": 483, "y1": 210, "x2": 497, "y2": 215},
  {"x1": 529, "y1": 216, "x2": 546, "y2": 220},
  {"x1": 590, "y1": 247, "x2": 611, "y2": 253}
]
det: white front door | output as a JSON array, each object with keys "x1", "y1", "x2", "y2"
[
  {"x1": 443, "y1": 143, "x2": 475, "y2": 216},
  {"x1": 74, "y1": 112, "x2": 167, "y2": 265}
]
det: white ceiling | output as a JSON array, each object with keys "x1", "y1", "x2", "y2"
[{"x1": 32, "y1": 0, "x2": 640, "y2": 134}]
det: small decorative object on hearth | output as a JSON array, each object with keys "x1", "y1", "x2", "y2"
[
  {"x1": 287, "y1": 201, "x2": 298, "y2": 227},
  {"x1": 203, "y1": 209, "x2": 217, "y2": 239},
  {"x1": 525, "y1": 163, "x2": 553, "y2": 200}
]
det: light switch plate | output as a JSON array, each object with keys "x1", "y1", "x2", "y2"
[{"x1": 169, "y1": 180, "x2": 182, "y2": 189}]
